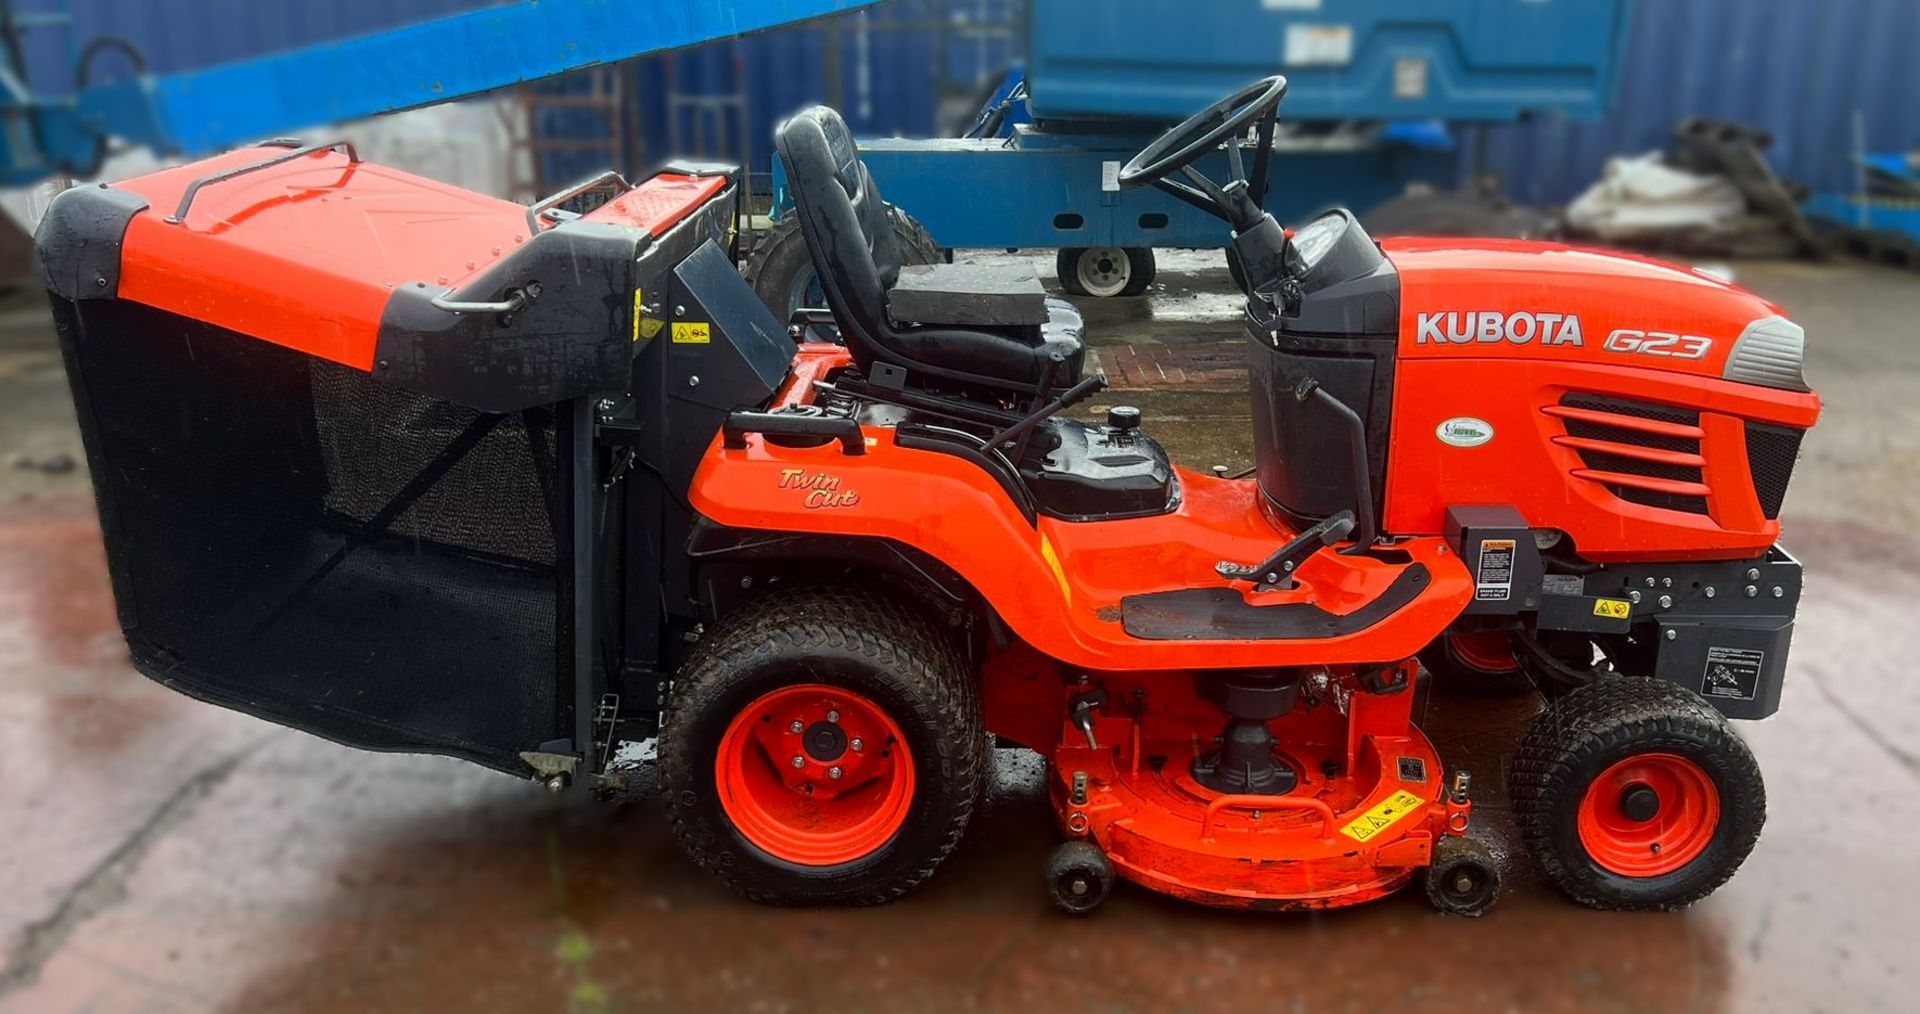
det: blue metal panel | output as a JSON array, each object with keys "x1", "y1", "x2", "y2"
[
  {"x1": 777, "y1": 133, "x2": 1454, "y2": 249},
  {"x1": 1479, "y1": 0, "x2": 1920, "y2": 204},
  {"x1": 1024, "y1": 0, "x2": 1631, "y2": 123}
]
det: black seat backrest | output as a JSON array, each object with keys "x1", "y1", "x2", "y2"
[{"x1": 775, "y1": 107, "x2": 907, "y2": 349}]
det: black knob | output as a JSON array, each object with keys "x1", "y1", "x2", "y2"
[{"x1": 1107, "y1": 405, "x2": 1142, "y2": 431}]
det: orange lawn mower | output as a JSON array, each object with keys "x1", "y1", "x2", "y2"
[{"x1": 39, "y1": 77, "x2": 1816, "y2": 916}]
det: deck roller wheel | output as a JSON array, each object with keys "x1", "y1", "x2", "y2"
[
  {"x1": 1046, "y1": 840, "x2": 1114, "y2": 915},
  {"x1": 1424, "y1": 836, "x2": 1503, "y2": 917},
  {"x1": 1510, "y1": 676, "x2": 1765, "y2": 911}
]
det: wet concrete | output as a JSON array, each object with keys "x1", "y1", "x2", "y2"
[{"x1": 0, "y1": 255, "x2": 1915, "y2": 1012}]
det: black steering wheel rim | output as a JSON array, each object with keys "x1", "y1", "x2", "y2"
[{"x1": 1117, "y1": 76, "x2": 1288, "y2": 189}]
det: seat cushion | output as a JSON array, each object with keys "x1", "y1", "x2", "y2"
[{"x1": 887, "y1": 262, "x2": 1050, "y2": 327}]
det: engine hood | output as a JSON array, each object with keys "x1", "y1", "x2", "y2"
[{"x1": 1380, "y1": 237, "x2": 1808, "y2": 392}]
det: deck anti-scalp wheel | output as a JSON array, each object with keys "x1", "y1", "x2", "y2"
[
  {"x1": 1424, "y1": 835, "x2": 1503, "y2": 917},
  {"x1": 1509, "y1": 676, "x2": 1765, "y2": 910},
  {"x1": 659, "y1": 589, "x2": 984, "y2": 905},
  {"x1": 1045, "y1": 840, "x2": 1114, "y2": 915}
]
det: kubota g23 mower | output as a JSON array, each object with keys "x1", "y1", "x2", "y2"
[{"x1": 39, "y1": 77, "x2": 1817, "y2": 915}]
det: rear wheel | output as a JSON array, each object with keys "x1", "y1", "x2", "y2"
[
  {"x1": 1056, "y1": 246, "x2": 1155, "y2": 297},
  {"x1": 745, "y1": 204, "x2": 941, "y2": 322},
  {"x1": 659, "y1": 588, "x2": 985, "y2": 905},
  {"x1": 1419, "y1": 631, "x2": 1535, "y2": 698},
  {"x1": 1510, "y1": 677, "x2": 1764, "y2": 910}
]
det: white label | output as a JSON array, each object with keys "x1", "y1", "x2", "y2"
[
  {"x1": 1262, "y1": 0, "x2": 1323, "y2": 9},
  {"x1": 1394, "y1": 56, "x2": 1429, "y2": 99},
  {"x1": 1284, "y1": 24, "x2": 1353, "y2": 66},
  {"x1": 1436, "y1": 417, "x2": 1494, "y2": 448},
  {"x1": 1100, "y1": 160, "x2": 1120, "y2": 193}
]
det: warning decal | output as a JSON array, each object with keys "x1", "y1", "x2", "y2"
[
  {"x1": 1340, "y1": 789, "x2": 1426, "y2": 843},
  {"x1": 1475, "y1": 539, "x2": 1515, "y2": 602},
  {"x1": 1702, "y1": 646, "x2": 1764, "y2": 701},
  {"x1": 1593, "y1": 598, "x2": 1631, "y2": 619},
  {"x1": 671, "y1": 321, "x2": 711, "y2": 344}
]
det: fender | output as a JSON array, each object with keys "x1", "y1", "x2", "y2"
[{"x1": 688, "y1": 425, "x2": 1474, "y2": 671}]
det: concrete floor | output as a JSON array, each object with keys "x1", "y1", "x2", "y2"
[{"x1": 0, "y1": 252, "x2": 1915, "y2": 1013}]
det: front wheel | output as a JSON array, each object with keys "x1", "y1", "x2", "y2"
[
  {"x1": 1056, "y1": 246, "x2": 1155, "y2": 297},
  {"x1": 1509, "y1": 677, "x2": 1765, "y2": 910},
  {"x1": 659, "y1": 588, "x2": 985, "y2": 905}
]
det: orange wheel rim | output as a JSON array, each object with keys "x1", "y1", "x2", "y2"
[
  {"x1": 1448, "y1": 631, "x2": 1519, "y2": 673},
  {"x1": 714, "y1": 684, "x2": 914, "y2": 866},
  {"x1": 1577, "y1": 752, "x2": 1720, "y2": 877}
]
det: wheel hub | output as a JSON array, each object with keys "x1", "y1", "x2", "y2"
[
  {"x1": 1576, "y1": 752, "x2": 1720, "y2": 877},
  {"x1": 1618, "y1": 783, "x2": 1661, "y2": 822},
  {"x1": 804, "y1": 720, "x2": 847, "y2": 761}
]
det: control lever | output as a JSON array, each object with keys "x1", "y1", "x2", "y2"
[
  {"x1": 1068, "y1": 688, "x2": 1108, "y2": 750},
  {"x1": 1214, "y1": 510, "x2": 1356, "y2": 589}
]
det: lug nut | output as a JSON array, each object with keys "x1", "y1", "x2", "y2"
[
  {"x1": 851, "y1": 738, "x2": 864, "y2": 752},
  {"x1": 791, "y1": 755, "x2": 806, "y2": 768},
  {"x1": 789, "y1": 720, "x2": 804, "y2": 734},
  {"x1": 827, "y1": 710, "x2": 840, "y2": 724},
  {"x1": 829, "y1": 766, "x2": 843, "y2": 780}
]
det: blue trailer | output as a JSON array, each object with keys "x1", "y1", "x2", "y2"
[{"x1": 754, "y1": 0, "x2": 1633, "y2": 309}]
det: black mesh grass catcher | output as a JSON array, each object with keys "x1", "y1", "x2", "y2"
[{"x1": 52, "y1": 295, "x2": 577, "y2": 774}]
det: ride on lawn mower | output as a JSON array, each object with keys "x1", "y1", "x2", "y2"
[{"x1": 39, "y1": 76, "x2": 1818, "y2": 916}]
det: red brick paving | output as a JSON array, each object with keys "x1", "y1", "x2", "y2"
[{"x1": 1094, "y1": 340, "x2": 1248, "y2": 389}]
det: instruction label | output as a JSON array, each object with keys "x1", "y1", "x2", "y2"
[
  {"x1": 1702, "y1": 646, "x2": 1764, "y2": 701},
  {"x1": 671, "y1": 321, "x2": 711, "y2": 344},
  {"x1": 1474, "y1": 539, "x2": 1515, "y2": 602},
  {"x1": 1340, "y1": 789, "x2": 1425, "y2": 843}
]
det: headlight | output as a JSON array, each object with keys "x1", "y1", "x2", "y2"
[{"x1": 1723, "y1": 316, "x2": 1808, "y2": 392}]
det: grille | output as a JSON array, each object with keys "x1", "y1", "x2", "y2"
[
  {"x1": 1744, "y1": 423, "x2": 1804, "y2": 519},
  {"x1": 56, "y1": 296, "x2": 569, "y2": 773},
  {"x1": 1551, "y1": 394, "x2": 1709, "y2": 516}
]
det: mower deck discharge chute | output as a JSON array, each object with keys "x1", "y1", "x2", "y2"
[{"x1": 40, "y1": 78, "x2": 1819, "y2": 916}]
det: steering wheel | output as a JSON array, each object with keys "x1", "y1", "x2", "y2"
[{"x1": 1118, "y1": 76, "x2": 1288, "y2": 229}]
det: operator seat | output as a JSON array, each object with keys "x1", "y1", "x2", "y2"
[{"x1": 775, "y1": 106, "x2": 1086, "y2": 396}]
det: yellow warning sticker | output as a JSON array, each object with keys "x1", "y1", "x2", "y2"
[
  {"x1": 671, "y1": 321, "x2": 711, "y2": 344},
  {"x1": 1593, "y1": 598, "x2": 1632, "y2": 619},
  {"x1": 1340, "y1": 789, "x2": 1425, "y2": 842}
]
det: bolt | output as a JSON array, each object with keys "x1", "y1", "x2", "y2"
[
  {"x1": 1645, "y1": 577, "x2": 1657, "y2": 588},
  {"x1": 851, "y1": 738, "x2": 864, "y2": 752},
  {"x1": 1455, "y1": 873, "x2": 1475, "y2": 894},
  {"x1": 791, "y1": 755, "x2": 806, "y2": 768},
  {"x1": 828, "y1": 765, "x2": 843, "y2": 780},
  {"x1": 1629, "y1": 590, "x2": 1642, "y2": 603},
  {"x1": 1665, "y1": 629, "x2": 1678, "y2": 641},
  {"x1": 546, "y1": 775, "x2": 568, "y2": 793},
  {"x1": 688, "y1": 375, "x2": 701, "y2": 387},
  {"x1": 827, "y1": 710, "x2": 840, "y2": 724},
  {"x1": 1704, "y1": 586, "x2": 1717, "y2": 599},
  {"x1": 1071, "y1": 878, "x2": 1089, "y2": 896},
  {"x1": 674, "y1": 304, "x2": 687, "y2": 315},
  {"x1": 1747, "y1": 568, "x2": 1761, "y2": 581},
  {"x1": 1772, "y1": 586, "x2": 1785, "y2": 599},
  {"x1": 94, "y1": 276, "x2": 107, "y2": 287},
  {"x1": 1662, "y1": 577, "x2": 1674, "y2": 588},
  {"x1": 789, "y1": 720, "x2": 803, "y2": 734},
  {"x1": 1745, "y1": 585, "x2": 1759, "y2": 598},
  {"x1": 1659, "y1": 595, "x2": 1673, "y2": 609}
]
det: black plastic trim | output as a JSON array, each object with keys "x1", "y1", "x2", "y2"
[
  {"x1": 34, "y1": 183, "x2": 149, "y2": 300},
  {"x1": 1121, "y1": 563, "x2": 1430, "y2": 641}
]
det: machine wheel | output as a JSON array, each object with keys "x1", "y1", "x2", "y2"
[
  {"x1": 1424, "y1": 836, "x2": 1503, "y2": 917},
  {"x1": 1045, "y1": 840, "x2": 1114, "y2": 915},
  {"x1": 659, "y1": 588, "x2": 985, "y2": 905},
  {"x1": 1056, "y1": 246, "x2": 1155, "y2": 297},
  {"x1": 744, "y1": 204, "x2": 941, "y2": 322},
  {"x1": 1510, "y1": 676, "x2": 1765, "y2": 911},
  {"x1": 1419, "y1": 631, "x2": 1536, "y2": 698}
]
